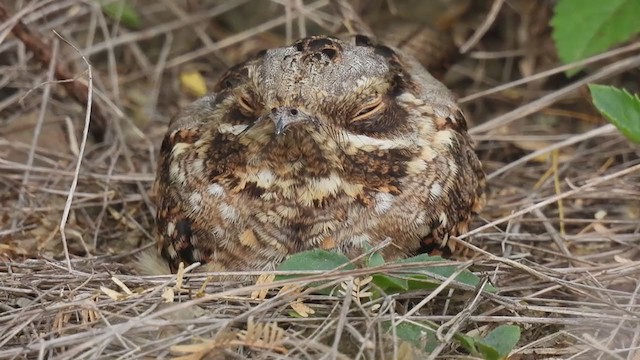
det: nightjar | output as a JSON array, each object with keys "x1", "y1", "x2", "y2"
[{"x1": 153, "y1": 35, "x2": 486, "y2": 275}]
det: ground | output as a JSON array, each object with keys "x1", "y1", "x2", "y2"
[{"x1": 1, "y1": 1, "x2": 639, "y2": 359}]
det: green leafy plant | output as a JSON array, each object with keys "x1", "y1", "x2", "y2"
[
  {"x1": 384, "y1": 321, "x2": 520, "y2": 359},
  {"x1": 551, "y1": 0, "x2": 640, "y2": 70},
  {"x1": 551, "y1": 1, "x2": 640, "y2": 143},
  {"x1": 460, "y1": 325, "x2": 521, "y2": 360},
  {"x1": 275, "y1": 249, "x2": 515, "y2": 359},
  {"x1": 100, "y1": 0, "x2": 141, "y2": 29},
  {"x1": 275, "y1": 248, "x2": 495, "y2": 294},
  {"x1": 589, "y1": 85, "x2": 640, "y2": 143},
  {"x1": 386, "y1": 322, "x2": 439, "y2": 353}
]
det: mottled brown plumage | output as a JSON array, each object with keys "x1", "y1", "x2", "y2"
[{"x1": 153, "y1": 35, "x2": 486, "y2": 275}]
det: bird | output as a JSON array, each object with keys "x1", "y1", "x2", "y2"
[{"x1": 152, "y1": 35, "x2": 486, "y2": 276}]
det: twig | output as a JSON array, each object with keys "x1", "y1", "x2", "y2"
[
  {"x1": 488, "y1": 124, "x2": 616, "y2": 179},
  {"x1": 329, "y1": 279, "x2": 353, "y2": 360},
  {"x1": 470, "y1": 53, "x2": 640, "y2": 134},
  {"x1": 0, "y1": 2, "x2": 108, "y2": 142},
  {"x1": 459, "y1": 0, "x2": 505, "y2": 53},
  {"x1": 460, "y1": 41, "x2": 640, "y2": 103},
  {"x1": 428, "y1": 278, "x2": 488, "y2": 359},
  {"x1": 165, "y1": 0, "x2": 329, "y2": 69},
  {"x1": 460, "y1": 163, "x2": 640, "y2": 241},
  {"x1": 329, "y1": 0, "x2": 374, "y2": 37},
  {"x1": 54, "y1": 30, "x2": 94, "y2": 272},
  {"x1": 12, "y1": 35, "x2": 59, "y2": 232}
]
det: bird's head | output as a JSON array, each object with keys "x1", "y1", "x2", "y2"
[{"x1": 169, "y1": 35, "x2": 468, "y2": 188}]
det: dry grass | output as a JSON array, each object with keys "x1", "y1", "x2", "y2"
[{"x1": 1, "y1": 0, "x2": 639, "y2": 359}]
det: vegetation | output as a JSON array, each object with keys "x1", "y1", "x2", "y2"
[{"x1": 1, "y1": 0, "x2": 639, "y2": 359}]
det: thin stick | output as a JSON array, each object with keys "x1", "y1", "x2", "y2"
[
  {"x1": 330, "y1": 279, "x2": 353, "y2": 359},
  {"x1": 461, "y1": 163, "x2": 640, "y2": 241},
  {"x1": 329, "y1": 0, "x2": 374, "y2": 37},
  {"x1": 54, "y1": 30, "x2": 93, "y2": 272},
  {"x1": 470, "y1": 53, "x2": 640, "y2": 134},
  {"x1": 12, "y1": 38, "x2": 59, "y2": 231},
  {"x1": 459, "y1": 0, "x2": 505, "y2": 53},
  {"x1": 488, "y1": 124, "x2": 616, "y2": 179},
  {"x1": 460, "y1": 41, "x2": 640, "y2": 104},
  {"x1": 0, "y1": 2, "x2": 108, "y2": 141}
]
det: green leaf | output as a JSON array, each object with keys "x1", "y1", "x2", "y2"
[
  {"x1": 392, "y1": 254, "x2": 497, "y2": 293},
  {"x1": 287, "y1": 310, "x2": 305, "y2": 318},
  {"x1": 366, "y1": 251, "x2": 385, "y2": 268},
  {"x1": 475, "y1": 325, "x2": 521, "y2": 360},
  {"x1": 590, "y1": 84, "x2": 640, "y2": 143},
  {"x1": 383, "y1": 321, "x2": 439, "y2": 353},
  {"x1": 476, "y1": 345, "x2": 501, "y2": 360},
  {"x1": 384, "y1": 322, "x2": 521, "y2": 359},
  {"x1": 101, "y1": 0, "x2": 141, "y2": 29},
  {"x1": 371, "y1": 274, "x2": 409, "y2": 292},
  {"x1": 455, "y1": 333, "x2": 479, "y2": 355},
  {"x1": 551, "y1": 0, "x2": 640, "y2": 74},
  {"x1": 275, "y1": 249, "x2": 355, "y2": 280}
]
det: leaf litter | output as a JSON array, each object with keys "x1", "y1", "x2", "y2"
[{"x1": 1, "y1": 1, "x2": 640, "y2": 359}]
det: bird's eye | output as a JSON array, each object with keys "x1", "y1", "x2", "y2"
[
  {"x1": 351, "y1": 97, "x2": 385, "y2": 122},
  {"x1": 237, "y1": 93, "x2": 256, "y2": 114}
]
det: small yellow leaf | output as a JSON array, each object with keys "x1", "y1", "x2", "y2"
[
  {"x1": 397, "y1": 340, "x2": 418, "y2": 360},
  {"x1": 594, "y1": 210, "x2": 607, "y2": 220},
  {"x1": 290, "y1": 301, "x2": 315, "y2": 317},
  {"x1": 100, "y1": 286, "x2": 123, "y2": 300},
  {"x1": 195, "y1": 276, "x2": 211, "y2": 297},
  {"x1": 162, "y1": 287, "x2": 175, "y2": 303},
  {"x1": 111, "y1": 276, "x2": 133, "y2": 295},
  {"x1": 614, "y1": 255, "x2": 632, "y2": 264},
  {"x1": 592, "y1": 222, "x2": 610, "y2": 235},
  {"x1": 180, "y1": 70, "x2": 207, "y2": 97},
  {"x1": 277, "y1": 284, "x2": 302, "y2": 296},
  {"x1": 175, "y1": 262, "x2": 186, "y2": 290},
  {"x1": 354, "y1": 276, "x2": 373, "y2": 286},
  {"x1": 251, "y1": 273, "x2": 275, "y2": 300}
]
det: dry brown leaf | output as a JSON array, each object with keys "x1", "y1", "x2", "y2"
[
  {"x1": 111, "y1": 276, "x2": 133, "y2": 295},
  {"x1": 290, "y1": 301, "x2": 315, "y2": 317},
  {"x1": 195, "y1": 276, "x2": 211, "y2": 298},
  {"x1": 53, "y1": 311, "x2": 71, "y2": 333},
  {"x1": 170, "y1": 318, "x2": 287, "y2": 359},
  {"x1": 239, "y1": 317, "x2": 288, "y2": 354},
  {"x1": 397, "y1": 340, "x2": 419, "y2": 360},
  {"x1": 107, "y1": 207, "x2": 137, "y2": 230},
  {"x1": 162, "y1": 287, "x2": 175, "y2": 303},
  {"x1": 100, "y1": 286, "x2": 123, "y2": 301},
  {"x1": 340, "y1": 276, "x2": 374, "y2": 303},
  {"x1": 80, "y1": 307, "x2": 99, "y2": 324},
  {"x1": 592, "y1": 222, "x2": 610, "y2": 235},
  {"x1": 175, "y1": 262, "x2": 186, "y2": 290},
  {"x1": 594, "y1": 210, "x2": 607, "y2": 220},
  {"x1": 614, "y1": 255, "x2": 633, "y2": 264},
  {"x1": 251, "y1": 273, "x2": 275, "y2": 300},
  {"x1": 276, "y1": 284, "x2": 313, "y2": 317}
]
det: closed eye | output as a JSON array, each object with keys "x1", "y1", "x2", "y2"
[
  {"x1": 351, "y1": 98, "x2": 385, "y2": 123},
  {"x1": 237, "y1": 93, "x2": 256, "y2": 114}
]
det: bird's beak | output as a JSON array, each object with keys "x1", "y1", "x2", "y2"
[{"x1": 271, "y1": 107, "x2": 312, "y2": 135}]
